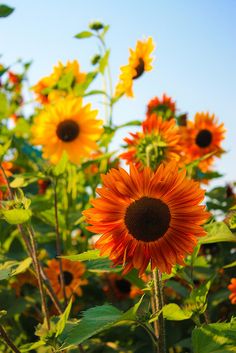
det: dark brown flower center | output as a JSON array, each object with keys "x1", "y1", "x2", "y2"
[
  {"x1": 58, "y1": 271, "x2": 73, "y2": 286},
  {"x1": 56, "y1": 119, "x2": 79, "y2": 142},
  {"x1": 195, "y1": 129, "x2": 212, "y2": 148},
  {"x1": 133, "y1": 58, "x2": 145, "y2": 79},
  {"x1": 124, "y1": 197, "x2": 171, "y2": 242},
  {"x1": 115, "y1": 279, "x2": 131, "y2": 294}
]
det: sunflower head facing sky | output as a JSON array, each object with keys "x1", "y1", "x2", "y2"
[
  {"x1": 180, "y1": 112, "x2": 226, "y2": 172},
  {"x1": 32, "y1": 60, "x2": 86, "y2": 104},
  {"x1": 115, "y1": 37, "x2": 155, "y2": 98},
  {"x1": 32, "y1": 96, "x2": 103, "y2": 164},
  {"x1": 45, "y1": 258, "x2": 87, "y2": 300},
  {"x1": 146, "y1": 94, "x2": 176, "y2": 120},
  {"x1": 120, "y1": 114, "x2": 183, "y2": 171},
  {"x1": 83, "y1": 162, "x2": 210, "y2": 276}
]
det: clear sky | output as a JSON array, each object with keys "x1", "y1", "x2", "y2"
[{"x1": 1, "y1": 0, "x2": 235, "y2": 185}]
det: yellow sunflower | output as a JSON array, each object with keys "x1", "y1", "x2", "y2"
[
  {"x1": 115, "y1": 37, "x2": 155, "y2": 98},
  {"x1": 32, "y1": 97, "x2": 103, "y2": 164},
  {"x1": 180, "y1": 112, "x2": 225, "y2": 172},
  {"x1": 32, "y1": 60, "x2": 86, "y2": 104}
]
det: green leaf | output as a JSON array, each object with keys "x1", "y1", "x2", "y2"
[
  {"x1": 64, "y1": 305, "x2": 122, "y2": 347},
  {"x1": 99, "y1": 50, "x2": 110, "y2": 74},
  {"x1": 192, "y1": 319, "x2": 236, "y2": 353},
  {"x1": 223, "y1": 260, "x2": 236, "y2": 269},
  {"x1": 118, "y1": 295, "x2": 145, "y2": 322},
  {"x1": 163, "y1": 304, "x2": 192, "y2": 321},
  {"x1": 56, "y1": 299, "x2": 73, "y2": 337},
  {"x1": 0, "y1": 140, "x2": 12, "y2": 161},
  {"x1": 10, "y1": 176, "x2": 26, "y2": 188},
  {"x1": 0, "y1": 92, "x2": 8, "y2": 119},
  {"x1": 20, "y1": 341, "x2": 45, "y2": 352},
  {"x1": 1, "y1": 208, "x2": 32, "y2": 224},
  {"x1": 200, "y1": 222, "x2": 236, "y2": 244},
  {"x1": 62, "y1": 250, "x2": 103, "y2": 261},
  {"x1": 86, "y1": 258, "x2": 122, "y2": 273},
  {"x1": 11, "y1": 257, "x2": 32, "y2": 276},
  {"x1": 0, "y1": 261, "x2": 17, "y2": 280},
  {"x1": 74, "y1": 31, "x2": 93, "y2": 39},
  {"x1": 0, "y1": 4, "x2": 14, "y2": 17},
  {"x1": 116, "y1": 120, "x2": 142, "y2": 129}
]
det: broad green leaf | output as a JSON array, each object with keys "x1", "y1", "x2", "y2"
[
  {"x1": 11, "y1": 257, "x2": 32, "y2": 276},
  {"x1": 0, "y1": 4, "x2": 14, "y2": 17},
  {"x1": 1, "y1": 208, "x2": 32, "y2": 224},
  {"x1": 99, "y1": 50, "x2": 110, "y2": 74},
  {"x1": 163, "y1": 304, "x2": 192, "y2": 321},
  {"x1": 74, "y1": 31, "x2": 93, "y2": 39},
  {"x1": 192, "y1": 319, "x2": 236, "y2": 353},
  {"x1": 200, "y1": 222, "x2": 236, "y2": 244},
  {"x1": 62, "y1": 250, "x2": 103, "y2": 261},
  {"x1": 20, "y1": 341, "x2": 45, "y2": 352},
  {"x1": 64, "y1": 305, "x2": 122, "y2": 347},
  {"x1": 56, "y1": 299, "x2": 72, "y2": 337}
]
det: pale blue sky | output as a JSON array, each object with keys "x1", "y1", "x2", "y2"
[{"x1": 1, "y1": 0, "x2": 235, "y2": 184}]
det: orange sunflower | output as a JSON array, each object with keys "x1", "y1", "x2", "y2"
[
  {"x1": 31, "y1": 96, "x2": 103, "y2": 164},
  {"x1": 83, "y1": 162, "x2": 210, "y2": 276},
  {"x1": 180, "y1": 112, "x2": 225, "y2": 172},
  {"x1": 115, "y1": 37, "x2": 155, "y2": 98},
  {"x1": 45, "y1": 258, "x2": 87, "y2": 300},
  {"x1": 11, "y1": 270, "x2": 38, "y2": 296},
  {"x1": 146, "y1": 94, "x2": 176, "y2": 120},
  {"x1": 0, "y1": 162, "x2": 12, "y2": 200},
  {"x1": 120, "y1": 115, "x2": 183, "y2": 171},
  {"x1": 103, "y1": 273, "x2": 143, "y2": 300},
  {"x1": 32, "y1": 60, "x2": 86, "y2": 104},
  {"x1": 228, "y1": 278, "x2": 236, "y2": 304}
]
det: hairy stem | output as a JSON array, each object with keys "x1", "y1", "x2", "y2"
[
  {"x1": 0, "y1": 325, "x2": 21, "y2": 353},
  {"x1": 153, "y1": 269, "x2": 166, "y2": 353}
]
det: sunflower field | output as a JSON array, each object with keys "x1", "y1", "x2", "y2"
[{"x1": 0, "y1": 4, "x2": 236, "y2": 353}]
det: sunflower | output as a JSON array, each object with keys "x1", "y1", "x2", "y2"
[
  {"x1": 103, "y1": 273, "x2": 144, "y2": 300},
  {"x1": 120, "y1": 115, "x2": 183, "y2": 171},
  {"x1": 31, "y1": 96, "x2": 103, "y2": 164},
  {"x1": 11, "y1": 270, "x2": 38, "y2": 297},
  {"x1": 0, "y1": 162, "x2": 12, "y2": 200},
  {"x1": 146, "y1": 94, "x2": 176, "y2": 120},
  {"x1": 228, "y1": 278, "x2": 236, "y2": 304},
  {"x1": 45, "y1": 258, "x2": 87, "y2": 300},
  {"x1": 180, "y1": 112, "x2": 225, "y2": 172},
  {"x1": 83, "y1": 162, "x2": 210, "y2": 275},
  {"x1": 32, "y1": 60, "x2": 86, "y2": 104},
  {"x1": 115, "y1": 37, "x2": 155, "y2": 98}
]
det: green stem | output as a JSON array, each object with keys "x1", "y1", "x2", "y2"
[
  {"x1": 27, "y1": 225, "x2": 50, "y2": 330},
  {"x1": 153, "y1": 269, "x2": 166, "y2": 353},
  {"x1": 0, "y1": 324, "x2": 21, "y2": 353},
  {"x1": 53, "y1": 180, "x2": 67, "y2": 306}
]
